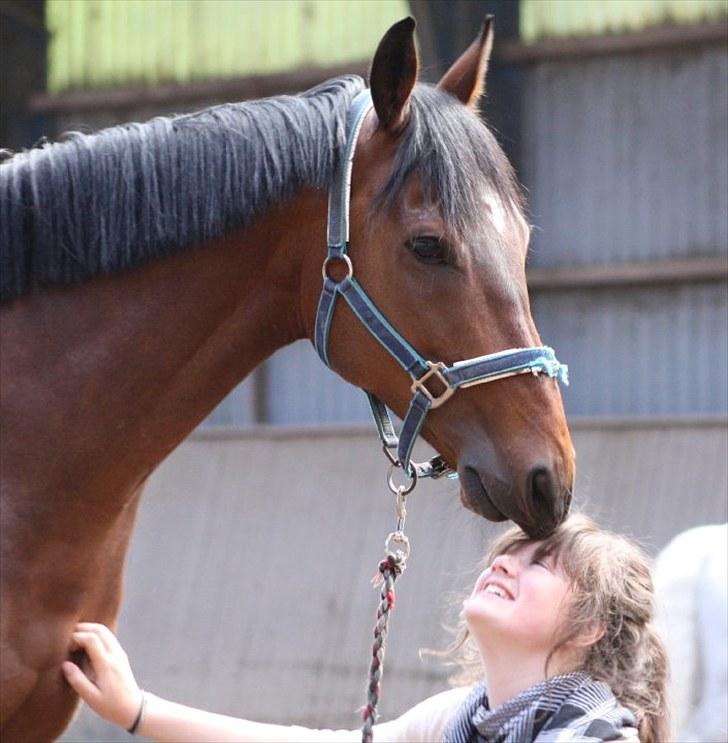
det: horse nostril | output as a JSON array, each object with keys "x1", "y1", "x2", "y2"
[{"x1": 526, "y1": 466, "x2": 561, "y2": 536}]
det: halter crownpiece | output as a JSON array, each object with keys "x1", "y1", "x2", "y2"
[{"x1": 313, "y1": 89, "x2": 568, "y2": 479}]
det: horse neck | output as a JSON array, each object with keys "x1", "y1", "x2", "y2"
[{"x1": 2, "y1": 189, "x2": 326, "y2": 535}]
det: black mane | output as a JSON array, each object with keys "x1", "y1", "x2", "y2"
[{"x1": 0, "y1": 77, "x2": 522, "y2": 302}]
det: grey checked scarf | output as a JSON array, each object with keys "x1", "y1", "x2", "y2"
[{"x1": 442, "y1": 672, "x2": 637, "y2": 743}]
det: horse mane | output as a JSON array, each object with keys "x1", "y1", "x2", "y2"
[{"x1": 0, "y1": 77, "x2": 523, "y2": 302}]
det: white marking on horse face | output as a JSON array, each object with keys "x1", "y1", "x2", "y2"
[
  {"x1": 485, "y1": 192, "x2": 508, "y2": 235},
  {"x1": 485, "y1": 192, "x2": 530, "y2": 251}
]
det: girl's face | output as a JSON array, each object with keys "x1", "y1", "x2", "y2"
[{"x1": 462, "y1": 541, "x2": 574, "y2": 655}]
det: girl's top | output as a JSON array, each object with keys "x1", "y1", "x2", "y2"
[
  {"x1": 287, "y1": 673, "x2": 639, "y2": 743},
  {"x1": 443, "y1": 672, "x2": 639, "y2": 743}
]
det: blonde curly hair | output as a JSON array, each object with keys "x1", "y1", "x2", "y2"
[{"x1": 447, "y1": 514, "x2": 670, "y2": 743}]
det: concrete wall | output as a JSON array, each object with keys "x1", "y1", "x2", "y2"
[{"x1": 62, "y1": 418, "x2": 727, "y2": 741}]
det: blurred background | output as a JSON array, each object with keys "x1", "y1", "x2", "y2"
[{"x1": 2, "y1": 1, "x2": 726, "y2": 740}]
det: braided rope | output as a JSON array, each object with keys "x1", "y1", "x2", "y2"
[{"x1": 361, "y1": 550, "x2": 407, "y2": 743}]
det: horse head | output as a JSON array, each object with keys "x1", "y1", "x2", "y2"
[{"x1": 302, "y1": 18, "x2": 574, "y2": 538}]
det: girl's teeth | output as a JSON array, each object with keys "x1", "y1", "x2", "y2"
[{"x1": 485, "y1": 585, "x2": 505, "y2": 598}]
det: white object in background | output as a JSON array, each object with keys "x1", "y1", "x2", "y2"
[{"x1": 654, "y1": 523, "x2": 728, "y2": 743}]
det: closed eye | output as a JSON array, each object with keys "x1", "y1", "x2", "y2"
[{"x1": 406, "y1": 236, "x2": 451, "y2": 266}]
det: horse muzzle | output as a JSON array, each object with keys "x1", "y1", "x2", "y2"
[{"x1": 458, "y1": 458, "x2": 573, "y2": 539}]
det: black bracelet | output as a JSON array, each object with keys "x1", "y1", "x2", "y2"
[{"x1": 127, "y1": 691, "x2": 146, "y2": 735}]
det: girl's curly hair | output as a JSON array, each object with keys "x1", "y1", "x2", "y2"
[{"x1": 445, "y1": 514, "x2": 670, "y2": 743}]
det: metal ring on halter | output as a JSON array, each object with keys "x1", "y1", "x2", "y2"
[
  {"x1": 321, "y1": 253, "x2": 354, "y2": 282},
  {"x1": 381, "y1": 445, "x2": 399, "y2": 467},
  {"x1": 384, "y1": 530, "x2": 410, "y2": 560},
  {"x1": 387, "y1": 463, "x2": 417, "y2": 495}
]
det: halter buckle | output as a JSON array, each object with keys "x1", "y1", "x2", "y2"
[{"x1": 411, "y1": 362, "x2": 455, "y2": 409}]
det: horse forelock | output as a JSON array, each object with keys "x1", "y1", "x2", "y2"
[
  {"x1": 374, "y1": 84, "x2": 526, "y2": 247},
  {"x1": 0, "y1": 75, "x2": 366, "y2": 302}
]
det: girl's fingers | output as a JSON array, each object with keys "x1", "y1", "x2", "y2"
[
  {"x1": 62, "y1": 661, "x2": 101, "y2": 702},
  {"x1": 75, "y1": 623, "x2": 118, "y2": 653},
  {"x1": 72, "y1": 631, "x2": 109, "y2": 667}
]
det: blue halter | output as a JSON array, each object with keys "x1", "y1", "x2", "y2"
[{"x1": 313, "y1": 90, "x2": 568, "y2": 479}]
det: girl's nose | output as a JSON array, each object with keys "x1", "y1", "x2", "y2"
[{"x1": 490, "y1": 553, "x2": 517, "y2": 576}]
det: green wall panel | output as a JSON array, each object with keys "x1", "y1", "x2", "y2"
[
  {"x1": 47, "y1": 0, "x2": 410, "y2": 92},
  {"x1": 521, "y1": 0, "x2": 728, "y2": 42}
]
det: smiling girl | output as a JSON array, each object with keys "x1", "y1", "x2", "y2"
[{"x1": 62, "y1": 515, "x2": 669, "y2": 742}]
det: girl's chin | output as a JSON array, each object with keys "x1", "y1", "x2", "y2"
[
  {"x1": 462, "y1": 596, "x2": 498, "y2": 626},
  {"x1": 462, "y1": 593, "x2": 516, "y2": 632}
]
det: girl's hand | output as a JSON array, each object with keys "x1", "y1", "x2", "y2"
[{"x1": 62, "y1": 622, "x2": 143, "y2": 730}]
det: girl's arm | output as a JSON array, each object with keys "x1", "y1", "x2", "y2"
[
  {"x1": 62, "y1": 623, "x2": 358, "y2": 742},
  {"x1": 126, "y1": 692, "x2": 356, "y2": 743}
]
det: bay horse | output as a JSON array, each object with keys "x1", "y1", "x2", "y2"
[{"x1": 0, "y1": 17, "x2": 574, "y2": 742}]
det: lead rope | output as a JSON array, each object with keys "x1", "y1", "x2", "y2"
[{"x1": 361, "y1": 469, "x2": 414, "y2": 743}]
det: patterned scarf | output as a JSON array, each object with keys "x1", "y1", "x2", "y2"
[{"x1": 442, "y1": 672, "x2": 637, "y2": 743}]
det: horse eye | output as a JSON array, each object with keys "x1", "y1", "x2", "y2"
[{"x1": 407, "y1": 237, "x2": 450, "y2": 266}]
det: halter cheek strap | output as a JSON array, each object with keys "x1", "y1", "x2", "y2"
[{"x1": 313, "y1": 89, "x2": 568, "y2": 479}]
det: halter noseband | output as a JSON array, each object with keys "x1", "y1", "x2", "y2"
[{"x1": 313, "y1": 89, "x2": 568, "y2": 479}]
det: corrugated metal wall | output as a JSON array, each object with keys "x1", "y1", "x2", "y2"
[
  {"x1": 522, "y1": 46, "x2": 727, "y2": 267},
  {"x1": 46, "y1": 0, "x2": 410, "y2": 92},
  {"x1": 521, "y1": 42, "x2": 728, "y2": 417},
  {"x1": 61, "y1": 419, "x2": 728, "y2": 741},
  {"x1": 521, "y1": 0, "x2": 727, "y2": 42},
  {"x1": 533, "y1": 283, "x2": 728, "y2": 416}
]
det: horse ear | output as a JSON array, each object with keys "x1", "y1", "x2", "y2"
[
  {"x1": 369, "y1": 17, "x2": 419, "y2": 133},
  {"x1": 437, "y1": 15, "x2": 494, "y2": 109}
]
